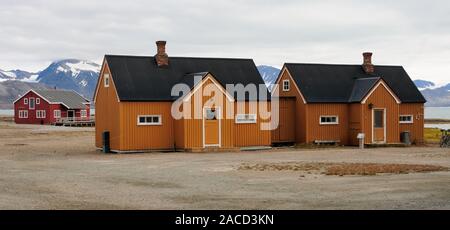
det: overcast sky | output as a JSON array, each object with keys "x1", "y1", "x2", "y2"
[{"x1": 0, "y1": 0, "x2": 449, "y2": 84}]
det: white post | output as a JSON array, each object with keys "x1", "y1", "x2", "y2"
[{"x1": 357, "y1": 133, "x2": 365, "y2": 149}]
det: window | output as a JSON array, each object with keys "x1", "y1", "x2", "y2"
[
  {"x1": 320, "y1": 116, "x2": 339, "y2": 125},
  {"x1": 283, "y1": 80, "x2": 290, "y2": 91},
  {"x1": 36, "y1": 98, "x2": 40, "y2": 104},
  {"x1": 54, "y1": 110, "x2": 61, "y2": 118},
  {"x1": 137, "y1": 115, "x2": 162, "y2": 125},
  {"x1": 104, "y1": 74, "x2": 110, "y2": 87},
  {"x1": 29, "y1": 98, "x2": 35, "y2": 110},
  {"x1": 374, "y1": 110, "x2": 384, "y2": 128},
  {"x1": 18, "y1": 110, "x2": 28, "y2": 118},
  {"x1": 80, "y1": 110, "x2": 87, "y2": 118},
  {"x1": 399, "y1": 115, "x2": 413, "y2": 124},
  {"x1": 36, "y1": 110, "x2": 46, "y2": 119},
  {"x1": 24, "y1": 98, "x2": 28, "y2": 105},
  {"x1": 235, "y1": 114, "x2": 257, "y2": 124},
  {"x1": 205, "y1": 108, "x2": 217, "y2": 120}
]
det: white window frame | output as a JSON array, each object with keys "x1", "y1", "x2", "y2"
[
  {"x1": 36, "y1": 98, "x2": 40, "y2": 105},
  {"x1": 282, "y1": 80, "x2": 290, "y2": 91},
  {"x1": 29, "y1": 97, "x2": 35, "y2": 110},
  {"x1": 319, "y1": 115, "x2": 339, "y2": 125},
  {"x1": 54, "y1": 110, "x2": 61, "y2": 118},
  {"x1": 399, "y1": 115, "x2": 414, "y2": 124},
  {"x1": 36, "y1": 110, "x2": 46, "y2": 119},
  {"x1": 18, "y1": 110, "x2": 28, "y2": 118},
  {"x1": 80, "y1": 110, "x2": 87, "y2": 118},
  {"x1": 235, "y1": 114, "x2": 257, "y2": 124},
  {"x1": 104, "y1": 73, "x2": 110, "y2": 87},
  {"x1": 137, "y1": 115, "x2": 162, "y2": 126},
  {"x1": 24, "y1": 98, "x2": 28, "y2": 105}
]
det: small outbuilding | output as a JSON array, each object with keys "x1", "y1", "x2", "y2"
[
  {"x1": 14, "y1": 89, "x2": 91, "y2": 125},
  {"x1": 272, "y1": 52, "x2": 426, "y2": 145}
]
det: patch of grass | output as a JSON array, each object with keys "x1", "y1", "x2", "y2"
[
  {"x1": 238, "y1": 162, "x2": 448, "y2": 176},
  {"x1": 425, "y1": 128, "x2": 442, "y2": 143}
]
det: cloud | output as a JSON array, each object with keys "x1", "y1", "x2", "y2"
[{"x1": 0, "y1": 0, "x2": 449, "y2": 83}]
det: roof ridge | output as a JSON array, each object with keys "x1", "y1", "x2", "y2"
[
  {"x1": 105, "y1": 54, "x2": 253, "y2": 61},
  {"x1": 285, "y1": 63, "x2": 404, "y2": 68}
]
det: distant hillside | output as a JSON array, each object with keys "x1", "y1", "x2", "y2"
[
  {"x1": 0, "y1": 80, "x2": 50, "y2": 109},
  {"x1": 419, "y1": 83, "x2": 450, "y2": 107}
]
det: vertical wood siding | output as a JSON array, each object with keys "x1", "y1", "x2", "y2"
[
  {"x1": 182, "y1": 77, "x2": 234, "y2": 150},
  {"x1": 306, "y1": 104, "x2": 349, "y2": 145},
  {"x1": 95, "y1": 62, "x2": 121, "y2": 150},
  {"x1": 348, "y1": 103, "x2": 363, "y2": 145},
  {"x1": 234, "y1": 101, "x2": 272, "y2": 147},
  {"x1": 272, "y1": 68, "x2": 307, "y2": 143},
  {"x1": 271, "y1": 98, "x2": 296, "y2": 142},
  {"x1": 173, "y1": 117, "x2": 185, "y2": 149},
  {"x1": 399, "y1": 103, "x2": 424, "y2": 144},
  {"x1": 120, "y1": 102, "x2": 174, "y2": 151},
  {"x1": 362, "y1": 83, "x2": 400, "y2": 144}
]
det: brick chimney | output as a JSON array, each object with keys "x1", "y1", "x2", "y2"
[
  {"x1": 362, "y1": 52, "x2": 374, "y2": 74},
  {"x1": 155, "y1": 40, "x2": 169, "y2": 67}
]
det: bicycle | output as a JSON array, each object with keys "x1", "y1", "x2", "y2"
[{"x1": 440, "y1": 129, "x2": 450, "y2": 148}]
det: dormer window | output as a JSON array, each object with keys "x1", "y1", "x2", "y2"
[
  {"x1": 104, "y1": 74, "x2": 110, "y2": 87},
  {"x1": 283, "y1": 80, "x2": 290, "y2": 91}
]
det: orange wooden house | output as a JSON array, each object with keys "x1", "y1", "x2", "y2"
[
  {"x1": 272, "y1": 52, "x2": 426, "y2": 145},
  {"x1": 94, "y1": 41, "x2": 271, "y2": 152}
]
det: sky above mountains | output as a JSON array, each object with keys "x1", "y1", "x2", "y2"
[{"x1": 1, "y1": 0, "x2": 449, "y2": 85}]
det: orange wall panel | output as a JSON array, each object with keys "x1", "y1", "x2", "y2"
[
  {"x1": 272, "y1": 68, "x2": 307, "y2": 143},
  {"x1": 119, "y1": 102, "x2": 174, "y2": 151},
  {"x1": 399, "y1": 103, "x2": 424, "y2": 144},
  {"x1": 306, "y1": 103, "x2": 349, "y2": 145},
  {"x1": 362, "y1": 83, "x2": 400, "y2": 144},
  {"x1": 234, "y1": 101, "x2": 272, "y2": 147},
  {"x1": 182, "y1": 77, "x2": 235, "y2": 149},
  {"x1": 348, "y1": 103, "x2": 363, "y2": 145},
  {"x1": 95, "y1": 61, "x2": 121, "y2": 150}
]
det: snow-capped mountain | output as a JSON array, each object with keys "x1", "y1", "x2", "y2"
[
  {"x1": 37, "y1": 59, "x2": 100, "y2": 100},
  {"x1": 257, "y1": 65, "x2": 280, "y2": 91},
  {"x1": 414, "y1": 80, "x2": 436, "y2": 90},
  {"x1": 0, "y1": 69, "x2": 38, "y2": 82}
]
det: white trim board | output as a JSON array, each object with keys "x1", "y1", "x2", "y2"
[
  {"x1": 182, "y1": 74, "x2": 235, "y2": 103},
  {"x1": 93, "y1": 59, "x2": 121, "y2": 104},
  {"x1": 361, "y1": 80, "x2": 401, "y2": 104},
  {"x1": 273, "y1": 66, "x2": 307, "y2": 104}
]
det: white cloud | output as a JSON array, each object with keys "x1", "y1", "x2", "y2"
[{"x1": 0, "y1": 0, "x2": 449, "y2": 84}]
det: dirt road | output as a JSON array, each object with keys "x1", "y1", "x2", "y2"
[{"x1": 0, "y1": 121, "x2": 449, "y2": 209}]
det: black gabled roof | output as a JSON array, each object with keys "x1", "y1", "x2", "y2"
[
  {"x1": 105, "y1": 55, "x2": 269, "y2": 101},
  {"x1": 348, "y1": 77, "x2": 380, "y2": 102},
  {"x1": 283, "y1": 63, "x2": 426, "y2": 103}
]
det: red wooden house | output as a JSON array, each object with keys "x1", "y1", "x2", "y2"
[{"x1": 14, "y1": 89, "x2": 91, "y2": 125}]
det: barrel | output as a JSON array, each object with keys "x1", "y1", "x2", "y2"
[{"x1": 400, "y1": 131, "x2": 411, "y2": 145}]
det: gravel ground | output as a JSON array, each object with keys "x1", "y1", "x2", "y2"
[{"x1": 0, "y1": 121, "x2": 449, "y2": 210}]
